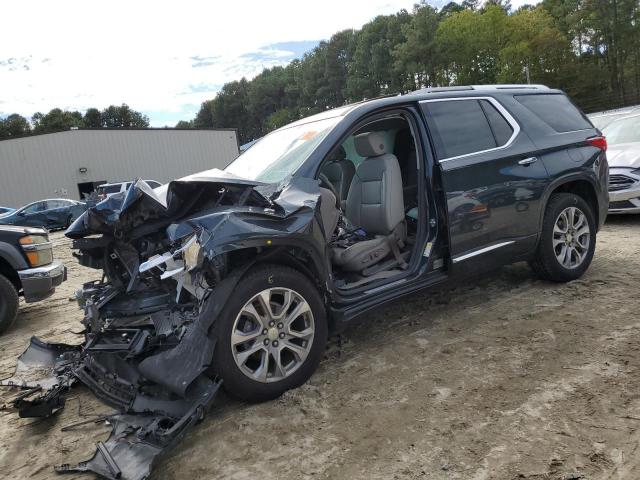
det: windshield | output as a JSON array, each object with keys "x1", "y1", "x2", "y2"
[
  {"x1": 603, "y1": 115, "x2": 640, "y2": 145},
  {"x1": 225, "y1": 116, "x2": 343, "y2": 183}
]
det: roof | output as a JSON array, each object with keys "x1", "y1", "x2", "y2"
[{"x1": 0, "y1": 127, "x2": 238, "y2": 143}]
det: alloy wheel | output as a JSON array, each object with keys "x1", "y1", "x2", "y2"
[
  {"x1": 231, "y1": 287, "x2": 315, "y2": 383},
  {"x1": 553, "y1": 206, "x2": 591, "y2": 269}
]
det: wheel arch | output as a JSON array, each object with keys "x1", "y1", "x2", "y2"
[
  {"x1": 0, "y1": 256, "x2": 20, "y2": 292},
  {"x1": 539, "y1": 175, "x2": 600, "y2": 234},
  {"x1": 223, "y1": 243, "x2": 331, "y2": 307}
]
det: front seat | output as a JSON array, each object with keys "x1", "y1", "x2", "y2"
[
  {"x1": 320, "y1": 146, "x2": 355, "y2": 208},
  {"x1": 332, "y1": 131, "x2": 406, "y2": 273}
]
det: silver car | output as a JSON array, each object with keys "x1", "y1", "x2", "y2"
[
  {"x1": 603, "y1": 113, "x2": 640, "y2": 213},
  {"x1": 590, "y1": 107, "x2": 640, "y2": 130}
]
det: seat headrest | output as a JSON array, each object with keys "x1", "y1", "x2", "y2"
[{"x1": 354, "y1": 132, "x2": 387, "y2": 158}]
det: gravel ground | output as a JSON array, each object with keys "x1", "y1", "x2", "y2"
[{"x1": 1, "y1": 215, "x2": 639, "y2": 480}]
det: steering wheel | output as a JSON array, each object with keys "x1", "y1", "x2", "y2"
[{"x1": 318, "y1": 174, "x2": 341, "y2": 209}]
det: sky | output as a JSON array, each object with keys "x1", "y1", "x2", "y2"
[{"x1": 1, "y1": 0, "x2": 536, "y2": 127}]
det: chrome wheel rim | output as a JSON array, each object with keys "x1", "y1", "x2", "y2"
[
  {"x1": 553, "y1": 206, "x2": 590, "y2": 269},
  {"x1": 231, "y1": 287, "x2": 314, "y2": 383}
]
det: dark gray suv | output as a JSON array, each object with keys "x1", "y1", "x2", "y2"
[{"x1": 2, "y1": 85, "x2": 608, "y2": 480}]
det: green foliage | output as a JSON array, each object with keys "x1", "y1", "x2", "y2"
[
  {"x1": 101, "y1": 104, "x2": 149, "y2": 128},
  {"x1": 0, "y1": 114, "x2": 31, "y2": 139},
  {"x1": 83, "y1": 108, "x2": 102, "y2": 128},
  {"x1": 32, "y1": 108, "x2": 83, "y2": 133},
  {"x1": 186, "y1": 0, "x2": 640, "y2": 140},
  {"x1": 1, "y1": 104, "x2": 150, "y2": 140}
]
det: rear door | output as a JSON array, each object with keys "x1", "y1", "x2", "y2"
[{"x1": 420, "y1": 96, "x2": 549, "y2": 269}]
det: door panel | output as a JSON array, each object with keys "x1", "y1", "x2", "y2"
[
  {"x1": 420, "y1": 97, "x2": 550, "y2": 265},
  {"x1": 441, "y1": 152, "x2": 548, "y2": 257}
]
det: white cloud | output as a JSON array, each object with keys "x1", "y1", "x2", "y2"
[{"x1": 0, "y1": 0, "x2": 539, "y2": 126}]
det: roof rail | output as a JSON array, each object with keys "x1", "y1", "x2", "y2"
[
  {"x1": 471, "y1": 84, "x2": 549, "y2": 90},
  {"x1": 407, "y1": 84, "x2": 550, "y2": 96}
]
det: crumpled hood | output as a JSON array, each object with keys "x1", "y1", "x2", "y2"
[
  {"x1": 66, "y1": 168, "x2": 274, "y2": 239},
  {"x1": 606, "y1": 142, "x2": 640, "y2": 169},
  {"x1": 65, "y1": 167, "x2": 331, "y2": 256}
]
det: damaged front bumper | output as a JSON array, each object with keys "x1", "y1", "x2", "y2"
[
  {"x1": 1, "y1": 173, "x2": 331, "y2": 480},
  {"x1": 1, "y1": 279, "x2": 225, "y2": 480}
]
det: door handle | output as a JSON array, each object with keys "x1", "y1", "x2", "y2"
[{"x1": 518, "y1": 157, "x2": 538, "y2": 166}]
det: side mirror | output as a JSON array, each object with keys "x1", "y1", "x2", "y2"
[{"x1": 17, "y1": 211, "x2": 25, "y2": 216}]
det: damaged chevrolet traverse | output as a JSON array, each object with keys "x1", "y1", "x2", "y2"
[{"x1": 2, "y1": 85, "x2": 608, "y2": 480}]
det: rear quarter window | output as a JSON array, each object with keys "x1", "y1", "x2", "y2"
[{"x1": 515, "y1": 94, "x2": 591, "y2": 132}]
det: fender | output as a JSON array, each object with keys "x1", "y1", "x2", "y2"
[
  {"x1": 537, "y1": 171, "x2": 600, "y2": 234},
  {"x1": 0, "y1": 242, "x2": 29, "y2": 270}
]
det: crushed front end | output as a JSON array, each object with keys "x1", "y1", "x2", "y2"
[{"x1": 0, "y1": 171, "x2": 329, "y2": 480}]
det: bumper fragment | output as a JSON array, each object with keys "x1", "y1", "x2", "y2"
[{"x1": 18, "y1": 260, "x2": 67, "y2": 302}]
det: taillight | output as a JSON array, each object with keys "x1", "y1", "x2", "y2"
[{"x1": 587, "y1": 136, "x2": 607, "y2": 151}]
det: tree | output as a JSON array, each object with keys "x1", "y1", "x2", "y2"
[
  {"x1": 101, "y1": 104, "x2": 149, "y2": 128},
  {"x1": 483, "y1": 0, "x2": 512, "y2": 13},
  {"x1": 436, "y1": 5, "x2": 509, "y2": 84},
  {"x1": 32, "y1": 108, "x2": 83, "y2": 133},
  {"x1": 0, "y1": 114, "x2": 31, "y2": 139},
  {"x1": 394, "y1": 2, "x2": 442, "y2": 90},
  {"x1": 83, "y1": 108, "x2": 102, "y2": 128},
  {"x1": 175, "y1": 120, "x2": 193, "y2": 129},
  {"x1": 346, "y1": 11, "x2": 411, "y2": 100}
]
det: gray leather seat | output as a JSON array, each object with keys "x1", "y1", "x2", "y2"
[
  {"x1": 320, "y1": 146, "x2": 355, "y2": 207},
  {"x1": 333, "y1": 132, "x2": 406, "y2": 272}
]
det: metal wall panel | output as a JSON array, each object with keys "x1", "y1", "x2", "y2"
[{"x1": 0, "y1": 129, "x2": 239, "y2": 207}]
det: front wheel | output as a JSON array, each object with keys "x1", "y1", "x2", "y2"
[
  {"x1": 211, "y1": 264, "x2": 328, "y2": 402},
  {"x1": 530, "y1": 193, "x2": 596, "y2": 282}
]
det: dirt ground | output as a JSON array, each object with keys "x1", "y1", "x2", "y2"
[{"x1": 1, "y1": 216, "x2": 639, "y2": 480}]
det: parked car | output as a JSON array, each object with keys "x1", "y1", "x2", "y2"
[
  {"x1": 0, "y1": 206, "x2": 15, "y2": 215},
  {"x1": 0, "y1": 198, "x2": 86, "y2": 230},
  {"x1": 1, "y1": 85, "x2": 608, "y2": 480},
  {"x1": 96, "y1": 180, "x2": 162, "y2": 200},
  {"x1": 589, "y1": 107, "x2": 640, "y2": 130},
  {"x1": 0, "y1": 225, "x2": 66, "y2": 332},
  {"x1": 602, "y1": 113, "x2": 640, "y2": 213}
]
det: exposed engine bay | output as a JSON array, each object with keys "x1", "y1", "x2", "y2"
[{"x1": 0, "y1": 171, "x2": 334, "y2": 480}]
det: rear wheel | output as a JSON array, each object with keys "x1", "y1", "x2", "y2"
[
  {"x1": 0, "y1": 274, "x2": 19, "y2": 334},
  {"x1": 211, "y1": 264, "x2": 327, "y2": 402},
  {"x1": 530, "y1": 193, "x2": 596, "y2": 282}
]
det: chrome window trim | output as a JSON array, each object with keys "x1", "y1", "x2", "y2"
[
  {"x1": 419, "y1": 96, "x2": 521, "y2": 163},
  {"x1": 452, "y1": 241, "x2": 515, "y2": 263}
]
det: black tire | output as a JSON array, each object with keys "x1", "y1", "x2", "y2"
[
  {"x1": 0, "y1": 274, "x2": 19, "y2": 334},
  {"x1": 530, "y1": 193, "x2": 596, "y2": 282},
  {"x1": 211, "y1": 264, "x2": 327, "y2": 402}
]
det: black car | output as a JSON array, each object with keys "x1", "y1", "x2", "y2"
[
  {"x1": 0, "y1": 198, "x2": 86, "y2": 230},
  {"x1": 1, "y1": 85, "x2": 608, "y2": 480},
  {"x1": 0, "y1": 225, "x2": 66, "y2": 332}
]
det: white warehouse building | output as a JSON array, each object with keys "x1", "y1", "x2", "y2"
[{"x1": 0, "y1": 128, "x2": 239, "y2": 207}]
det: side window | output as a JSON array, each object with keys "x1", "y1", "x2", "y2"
[
  {"x1": 479, "y1": 100, "x2": 514, "y2": 146},
  {"x1": 422, "y1": 99, "x2": 496, "y2": 159},
  {"x1": 515, "y1": 94, "x2": 591, "y2": 132},
  {"x1": 23, "y1": 201, "x2": 46, "y2": 214}
]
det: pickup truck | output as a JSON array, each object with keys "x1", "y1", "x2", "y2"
[{"x1": 0, "y1": 225, "x2": 66, "y2": 332}]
